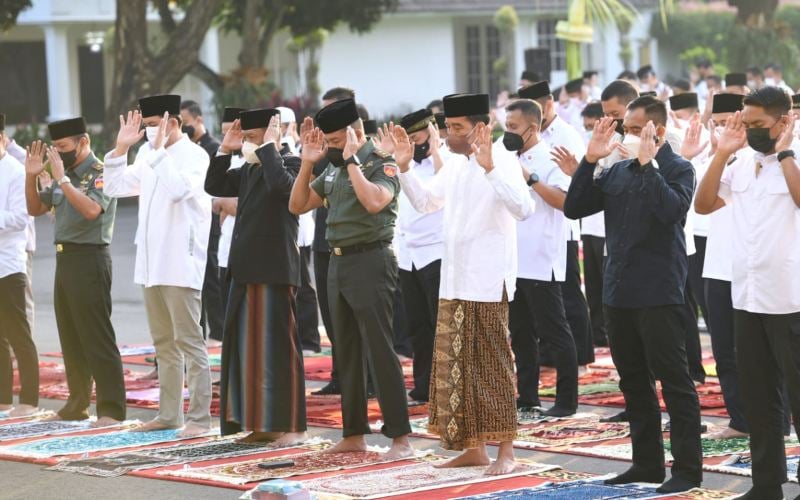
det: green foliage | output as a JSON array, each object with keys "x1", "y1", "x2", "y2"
[
  {"x1": 0, "y1": 0, "x2": 30, "y2": 31},
  {"x1": 651, "y1": 10, "x2": 734, "y2": 59},
  {"x1": 726, "y1": 23, "x2": 800, "y2": 84},
  {"x1": 11, "y1": 122, "x2": 45, "y2": 147},
  {"x1": 493, "y1": 5, "x2": 519, "y2": 33}
]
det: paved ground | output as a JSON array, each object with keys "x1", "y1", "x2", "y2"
[{"x1": 1, "y1": 201, "x2": 797, "y2": 499}]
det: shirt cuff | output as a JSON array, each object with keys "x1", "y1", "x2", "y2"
[
  {"x1": 103, "y1": 151, "x2": 128, "y2": 168},
  {"x1": 216, "y1": 149, "x2": 231, "y2": 157},
  {"x1": 145, "y1": 147, "x2": 168, "y2": 169}
]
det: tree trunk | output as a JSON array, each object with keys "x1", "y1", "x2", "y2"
[{"x1": 238, "y1": 0, "x2": 262, "y2": 68}]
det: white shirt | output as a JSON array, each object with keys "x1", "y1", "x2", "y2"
[
  {"x1": 399, "y1": 148, "x2": 534, "y2": 302},
  {"x1": 0, "y1": 153, "x2": 28, "y2": 278},
  {"x1": 688, "y1": 138, "x2": 712, "y2": 237},
  {"x1": 719, "y1": 147, "x2": 800, "y2": 314},
  {"x1": 396, "y1": 154, "x2": 444, "y2": 272},
  {"x1": 298, "y1": 211, "x2": 315, "y2": 247},
  {"x1": 702, "y1": 203, "x2": 733, "y2": 282},
  {"x1": 7, "y1": 140, "x2": 35, "y2": 253},
  {"x1": 103, "y1": 135, "x2": 212, "y2": 290},
  {"x1": 217, "y1": 155, "x2": 247, "y2": 269},
  {"x1": 541, "y1": 115, "x2": 586, "y2": 241},
  {"x1": 581, "y1": 130, "x2": 605, "y2": 238},
  {"x1": 513, "y1": 140, "x2": 571, "y2": 281}
]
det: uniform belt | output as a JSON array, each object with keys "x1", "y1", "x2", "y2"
[
  {"x1": 55, "y1": 243, "x2": 108, "y2": 253},
  {"x1": 332, "y1": 240, "x2": 390, "y2": 256}
]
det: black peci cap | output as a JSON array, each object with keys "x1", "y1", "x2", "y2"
[
  {"x1": 48, "y1": 117, "x2": 87, "y2": 140},
  {"x1": 434, "y1": 112, "x2": 446, "y2": 130},
  {"x1": 400, "y1": 108, "x2": 434, "y2": 133},
  {"x1": 362, "y1": 119, "x2": 378, "y2": 135},
  {"x1": 315, "y1": 98, "x2": 360, "y2": 133},
  {"x1": 138, "y1": 94, "x2": 181, "y2": 118},
  {"x1": 518, "y1": 81, "x2": 551, "y2": 101},
  {"x1": 640, "y1": 91, "x2": 657, "y2": 98},
  {"x1": 669, "y1": 93, "x2": 698, "y2": 111},
  {"x1": 442, "y1": 93, "x2": 490, "y2": 118},
  {"x1": 712, "y1": 93, "x2": 744, "y2": 114},
  {"x1": 239, "y1": 108, "x2": 280, "y2": 131},
  {"x1": 725, "y1": 73, "x2": 748, "y2": 87},
  {"x1": 222, "y1": 107, "x2": 244, "y2": 123}
]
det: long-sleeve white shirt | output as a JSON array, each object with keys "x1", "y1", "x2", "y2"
[
  {"x1": 541, "y1": 115, "x2": 586, "y2": 241},
  {"x1": 0, "y1": 153, "x2": 29, "y2": 278},
  {"x1": 103, "y1": 135, "x2": 212, "y2": 290},
  {"x1": 398, "y1": 148, "x2": 534, "y2": 302},
  {"x1": 396, "y1": 153, "x2": 445, "y2": 272},
  {"x1": 7, "y1": 140, "x2": 36, "y2": 253}
]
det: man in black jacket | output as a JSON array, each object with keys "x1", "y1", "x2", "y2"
[{"x1": 205, "y1": 108, "x2": 306, "y2": 445}]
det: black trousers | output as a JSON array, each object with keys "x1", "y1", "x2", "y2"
[
  {"x1": 328, "y1": 246, "x2": 410, "y2": 438},
  {"x1": 399, "y1": 260, "x2": 441, "y2": 402},
  {"x1": 582, "y1": 235, "x2": 607, "y2": 346},
  {"x1": 606, "y1": 304, "x2": 702, "y2": 482},
  {"x1": 219, "y1": 266, "x2": 231, "y2": 327},
  {"x1": 704, "y1": 279, "x2": 747, "y2": 432},
  {"x1": 682, "y1": 277, "x2": 706, "y2": 384},
  {"x1": 314, "y1": 250, "x2": 338, "y2": 384},
  {"x1": 562, "y1": 240, "x2": 594, "y2": 365},
  {"x1": 54, "y1": 246, "x2": 126, "y2": 421},
  {"x1": 297, "y1": 246, "x2": 320, "y2": 352},
  {"x1": 510, "y1": 278, "x2": 578, "y2": 409},
  {"x1": 687, "y1": 236, "x2": 709, "y2": 324},
  {"x1": 0, "y1": 272, "x2": 39, "y2": 406},
  {"x1": 392, "y1": 286, "x2": 413, "y2": 358},
  {"x1": 201, "y1": 213, "x2": 224, "y2": 341},
  {"x1": 735, "y1": 309, "x2": 800, "y2": 488}
]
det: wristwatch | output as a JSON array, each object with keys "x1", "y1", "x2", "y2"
[
  {"x1": 777, "y1": 150, "x2": 795, "y2": 162},
  {"x1": 57, "y1": 176, "x2": 70, "y2": 186},
  {"x1": 526, "y1": 172, "x2": 540, "y2": 186},
  {"x1": 344, "y1": 155, "x2": 361, "y2": 167}
]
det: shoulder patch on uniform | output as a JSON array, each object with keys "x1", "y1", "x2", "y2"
[
  {"x1": 374, "y1": 148, "x2": 391, "y2": 159},
  {"x1": 383, "y1": 163, "x2": 398, "y2": 177},
  {"x1": 94, "y1": 175, "x2": 104, "y2": 189},
  {"x1": 92, "y1": 162, "x2": 104, "y2": 171}
]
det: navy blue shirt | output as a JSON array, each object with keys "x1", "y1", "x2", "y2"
[{"x1": 564, "y1": 143, "x2": 695, "y2": 308}]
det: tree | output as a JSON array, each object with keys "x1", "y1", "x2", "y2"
[
  {"x1": 0, "y1": 0, "x2": 30, "y2": 32},
  {"x1": 728, "y1": 0, "x2": 779, "y2": 27},
  {"x1": 104, "y1": 0, "x2": 223, "y2": 141}
]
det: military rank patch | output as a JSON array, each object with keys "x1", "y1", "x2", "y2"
[{"x1": 383, "y1": 163, "x2": 398, "y2": 177}]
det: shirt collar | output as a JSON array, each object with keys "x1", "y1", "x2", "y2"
[{"x1": 70, "y1": 152, "x2": 99, "y2": 174}]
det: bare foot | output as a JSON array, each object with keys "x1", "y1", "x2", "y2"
[
  {"x1": 384, "y1": 435, "x2": 414, "y2": 460},
  {"x1": 434, "y1": 448, "x2": 490, "y2": 468},
  {"x1": 706, "y1": 426, "x2": 748, "y2": 439},
  {"x1": 133, "y1": 419, "x2": 174, "y2": 432},
  {"x1": 236, "y1": 431, "x2": 283, "y2": 443},
  {"x1": 92, "y1": 416, "x2": 123, "y2": 428},
  {"x1": 178, "y1": 423, "x2": 211, "y2": 438},
  {"x1": 9, "y1": 405, "x2": 38, "y2": 417},
  {"x1": 0, "y1": 404, "x2": 13, "y2": 412},
  {"x1": 485, "y1": 456, "x2": 517, "y2": 475},
  {"x1": 271, "y1": 431, "x2": 308, "y2": 447},
  {"x1": 322, "y1": 435, "x2": 368, "y2": 454},
  {"x1": 141, "y1": 368, "x2": 159, "y2": 381}
]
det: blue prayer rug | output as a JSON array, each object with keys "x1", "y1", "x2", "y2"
[
  {"x1": 457, "y1": 478, "x2": 667, "y2": 499},
  {"x1": 706, "y1": 454, "x2": 799, "y2": 483},
  {"x1": 0, "y1": 420, "x2": 90, "y2": 441}
]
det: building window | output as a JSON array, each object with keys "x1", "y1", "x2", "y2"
[
  {"x1": 0, "y1": 42, "x2": 49, "y2": 124},
  {"x1": 537, "y1": 19, "x2": 567, "y2": 72},
  {"x1": 464, "y1": 24, "x2": 504, "y2": 96},
  {"x1": 78, "y1": 45, "x2": 106, "y2": 123}
]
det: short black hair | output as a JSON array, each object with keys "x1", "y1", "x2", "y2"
[
  {"x1": 426, "y1": 99, "x2": 443, "y2": 111},
  {"x1": 356, "y1": 104, "x2": 370, "y2": 121},
  {"x1": 706, "y1": 75, "x2": 722, "y2": 85},
  {"x1": 180, "y1": 100, "x2": 202, "y2": 117},
  {"x1": 465, "y1": 114, "x2": 490, "y2": 126},
  {"x1": 505, "y1": 99, "x2": 542, "y2": 126},
  {"x1": 636, "y1": 66, "x2": 655, "y2": 80},
  {"x1": 743, "y1": 86, "x2": 791, "y2": 119},
  {"x1": 746, "y1": 66, "x2": 763, "y2": 77},
  {"x1": 766, "y1": 62, "x2": 783, "y2": 73},
  {"x1": 673, "y1": 78, "x2": 691, "y2": 92},
  {"x1": 627, "y1": 95, "x2": 668, "y2": 127},
  {"x1": 696, "y1": 58, "x2": 712, "y2": 69},
  {"x1": 601, "y1": 80, "x2": 639, "y2": 105},
  {"x1": 581, "y1": 101, "x2": 604, "y2": 119},
  {"x1": 617, "y1": 70, "x2": 637, "y2": 81},
  {"x1": 322, "y1": 87, "x2": 355, "y2": 101}
]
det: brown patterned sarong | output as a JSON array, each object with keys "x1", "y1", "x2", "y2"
[{"x1": 428, "y1": 296, "x2": 517, "y2": 450}]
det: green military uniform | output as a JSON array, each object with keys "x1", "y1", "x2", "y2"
[
  {"x1": 39, "y1": 151, "x2": 126, "y2": 421},
  {"x1": 310, "y1": 139, "x2": 411, "y2": 438}
]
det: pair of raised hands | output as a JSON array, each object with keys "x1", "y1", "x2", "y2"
[
  {"x1": 220, "y1": 115, "x2": 283, "y2": 154},
  {"x1": 25, "y1": 140, "x2": 67, "y2": 182}
]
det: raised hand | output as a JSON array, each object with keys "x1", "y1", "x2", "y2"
[
  {"x1": 470, "y1": 123, "x2": 494, "y2": 172},
  {"x1": 46, "y1": 145, "x2": 65, "y2": 182},
  {"x1": 551, "y1": 145, "x2": 579, "y2": 176},
  {"x1": 716, "y1": 111, "x2": 747, "y2": 157},
  {"x1": 263, "y1": 114, "x2": 281, "y2": 145},
  {"x1": 221, "y1": 119, "x2": 244, "y2": 154},
  {"x1": 377, "y1": 122, "x2": 395, "y2": 154},
  {"x1": 152, "y1": 111, "x2": 171, "y2": 150},
  {"x1": 343, "y1": 126, "x2": 362, "y2": 160},
  {"x1": 427, "y1": 122, "x2": 441, "y2": 151},
  {"x1": 680, "y1": 114, "x2": 708, "y2": 160},
  {"x1": 708, "y1": 119, "x2": 720, "y2": 155},
  {"x1": 300, "y1": 125, "x2": 326, "y2": 164},
  {"x1": 585, "y1": 117, "x2": 619, "y2": 163},
  {"x1": 115, "y1": 110, "x2": 145, "y2": 151},
  {"x1": 25, "y1": 140, "x2": 46, "y2": 176},
  {"x1": 391, "y1": 125, "x2": 413, "y2": 170},
  {"x1": 775, "y1": 113, "x2": 797, "y2": 153},
  {"x1": 638, "y1": 121, "x2": 658, "y2": 166}
]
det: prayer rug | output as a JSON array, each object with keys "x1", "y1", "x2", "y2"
[
  {"x1": 300, "y1": 460, "x2": 560, "y2": 499},
  {"x1": 305, "y1": 395, "x2": 428, "y2": 428},
  {"x1": 159, "y1": 447, "x2": 433, "y2": 485},
  {"x1": 0, "y1": 427, "x2": 213, "y2": 459},
  {"x1": 540, "y1": 381, "x2": 621, "y2": 398},
  {"x1": 704, "y1": 452, "x2": 799, "y2": 482},
  {"x1": 512, "y1": 419, "x2": 629, "y2": 449},
  {"x1": 0, "y1": 420, "x2": 91, "y2": 441},
  {"x1": 47, "y1": 454, "x2": 176, "y2": 477}
]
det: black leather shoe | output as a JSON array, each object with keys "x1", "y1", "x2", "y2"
[
  {"x1": 604, "y1": 465, "x2": 665, "y2": 485},
  {"x1": 311, "y1": 381, "x2": 341, "y2": 396},
  {"x1": 601, "y1": 410, "x2": 628, "y2": 423},
  {"x1": 543, "y1": 405, "x2": 577, "y2": 418}
]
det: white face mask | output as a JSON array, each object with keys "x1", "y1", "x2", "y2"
[
  {"x1": 145, "y1": 126, "x2": 160, "y2": 146},
  {"x1": 765, "y1": 77, "x2": 776, "y2": 86},
  {"x1": 242, "y1": 141, "x2": 260, "y2": 164},
  {"x1": 621, "y1": 134, "x2": 642, "y2": 159}
]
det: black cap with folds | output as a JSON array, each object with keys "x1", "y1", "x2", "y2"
[
  {"x1": 363, "y1": 119, "x2": 378, "y2": 135},
  {"x1": 725, "y1": 73, "x2": 747, "y2": 87},
  {"x1": 518, "y1": 81, "x2": 551, "y2": 100},
  {"x1": 442, "y1": 93, "x2": 490, "y2": 118},
  {"x1": 239, "y1": 108, "x2": 280, "y2": 131},
  {"x1": 400, "y1": 108, "x2": 434, "y2": 133},
  {"x1": 138, "y1": 94, "x2": 181, "y2": 118},
  {"x1": 669, "y1": 93, "x2": 698, "y2": 111},
  {"x1": 712, "y1": 93, "x2": 744, "y2": 114},
  {"x1": 48, "y1": 117, "x2": 87, "y2": 140},
  {"x1": 434, "y1": 112, "x2": 446, "y2": 130},
  {"x1": 315, "y1": 98, "x2": 360, "y2": 133},
  {"x1": 222, "y1": 107, "x2": 245, "y2": 123}
]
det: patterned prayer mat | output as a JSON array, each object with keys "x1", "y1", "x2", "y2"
[
  {"x1": 299, "y1": 460, "x2": 560, "y2": 499},
  {"x1": 513, "y1": 419, "x2": 630, "y2": 449},
  {"x1": 705, "y1": 453, "x2": 799, "y2": 482},
  {"x1": 0, "y1": 420, "x2": 92, "y2": 441},
  {"x1": 47, "y1": 454, "x2": 176, "y2": 477},
  {"x1": 159, "y1": 446, "x2": 433, "y2": 485},
  {"x1": 0, "y1": 427, "x2": 214, "y2": 459}
]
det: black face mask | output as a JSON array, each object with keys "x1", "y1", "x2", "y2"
[
  {"x1": 746, "y1": 127, "x2": 777, "y2": 154},
  {"x1": 181, "y1": 125, "x2": 196, "y2": 138},
  {"x1": 413, "y1": 141, "x2": 430, "y2": 163},
  {"x1": 326, "y1": 147, "x2": 346, "y2": 167},
  {"x1": 59, "y1": 148, "x2": 78, "y2": 168},
  {"x1": 614, "y1": 119, "x2": 625, "y2": 137},
  {"x1": 502, "y1": 126, "x2": 531, "y2": 152}
]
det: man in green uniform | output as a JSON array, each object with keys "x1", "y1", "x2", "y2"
[
  {"x1": 24, "y1": 117, "x2": 126, "y2": 426},
  {"x1": 289, "y1": 98, "x2": 412, "y2": 459}
]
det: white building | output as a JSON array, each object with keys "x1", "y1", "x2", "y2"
[{"x1": 0, "y1": 0, "x2": 661, "y2": 126}]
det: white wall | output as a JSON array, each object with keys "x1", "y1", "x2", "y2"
[{"x1": 317, "y1": 14, "x2": 456, "y2": 118}]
